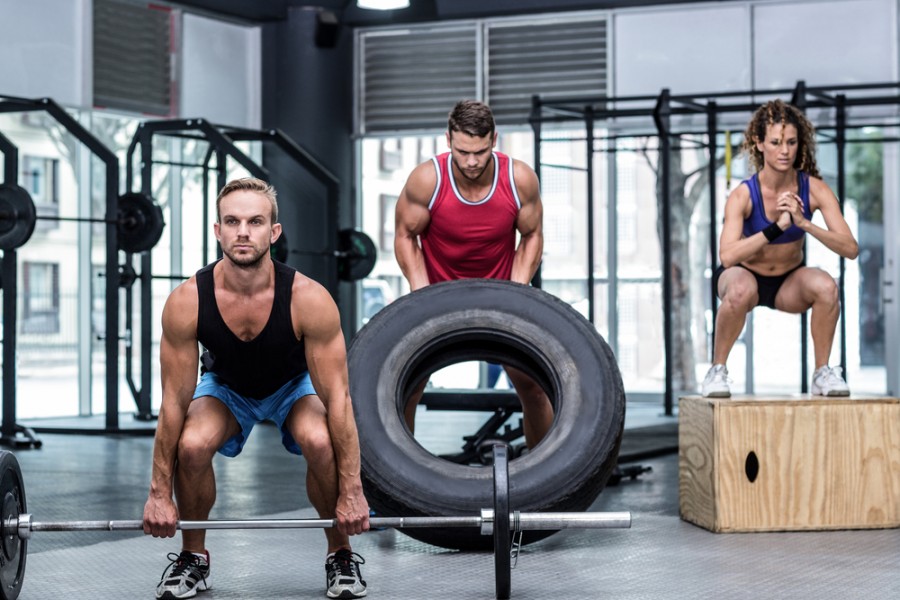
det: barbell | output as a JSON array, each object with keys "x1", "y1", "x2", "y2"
[
  {"x1": 0, "y1": 447, "x2": 629, "y2": 600},
  {"x1": 0, "y1": 183, "x2": 165, "y2": 253},
  {"x1": 117, "y1": 228, "x2": 378, "y2": 288},
  {"x1": 274, "y1": 228, "x2": 378, "y2": 281},
  {"x1": 0, "y1": 182, "x2": 377, "y2": 281}
]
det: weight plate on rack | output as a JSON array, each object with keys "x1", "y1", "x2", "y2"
[{"x1": 0, "y1": 185, "x2": 37, "y2": 251}]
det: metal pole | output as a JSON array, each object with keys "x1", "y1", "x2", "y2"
[
  {"x1": 529, "y1": 95, "x2": 543, "y2": 289},
  {"x1": 707, "y1": 102, "x2": 719, "y2": 363},
  {"x1": 0, "y1": 137, "x2": 19, "y2": 443},
  {"x1": 1, "y1": 250, "x2": 17, "y2": 441},
  {"x1": 138, "y1": 137, "x2": 154, "y2": 421},
  {"x1": 793, "y1": 82, "x2": 810, "y2": 392},
  {"x1": 607, "y1": 133, "x2": 618, "y2": 358},
  {"x1": 15, "y1": 511, "x2": 632, "y2": 539},
  {"x1": 586, "y1": 106, "x2": 596, "y2": 325},
  {"x1": 653, "y1": 90, "x2": 674, "y2": 415},
  {"x1": 835, "y1": 95, "x2": 848, "y2": 378}
]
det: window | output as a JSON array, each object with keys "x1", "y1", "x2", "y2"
[
  {"x1": 417, "y1": 137, "x2": 437, "y2": 164},
  {"x1": 379, "y1": 194, "x2": 398, "y2": 253},
  {"x1": 21, "y1": 156, "x2": 60, "y2": 223},
  {"x1": 379, "y1": 139, "x2": 403, "y2": 172},
  {"x1": 22, "y1": 262, "x2": 60, "y2": 334}
]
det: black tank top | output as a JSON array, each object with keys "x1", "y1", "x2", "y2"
[{"x1": 196, "y1": 260, "x2": 308, "y2": 399}]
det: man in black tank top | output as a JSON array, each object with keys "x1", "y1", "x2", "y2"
[{"x1": 142, "y1": 178, "x2": 370, "y2": 600}]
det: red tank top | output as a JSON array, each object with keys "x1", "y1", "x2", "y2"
[{"x1": 421, "y1": 151, "x2": 520, "y2": 283}]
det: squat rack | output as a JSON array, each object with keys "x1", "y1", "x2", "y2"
[
  {"x1": 530, "y1": 80, "x2": 900, "y2": 414},
  {"x1": 0, "y1": 96, "x2": 123, "y2": 442}
]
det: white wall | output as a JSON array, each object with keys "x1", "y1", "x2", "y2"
[
  {"x1": 614, "y1": 0, "x2": 898, "y2": 96},
  {"x1": 180, "y1": 13, "x2": 262, "y2": 128},
  {"x1": 0, "y1": 0, "x2": 91, "y2": 107},
  {"x1": 753, "y1": 0, "x2": 897, "y2": 87},
  {"x1": 613, "y1": 4, "x2": 752, "y2": 96}
]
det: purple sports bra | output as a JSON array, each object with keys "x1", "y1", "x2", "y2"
[{"x1": 741, "y1": 171, "x2": 812, "y2": 244}]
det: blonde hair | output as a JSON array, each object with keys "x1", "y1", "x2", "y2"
[{"x1": 216, "y1": 177, "x2": 279, "y2": 223}]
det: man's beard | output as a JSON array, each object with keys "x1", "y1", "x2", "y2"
[
  {"x1": 453, "y1": 155, "x2": 491, "y2": 181},
  {"x1": 223, "y1": 244, "x2": 268, "y2": 269}
]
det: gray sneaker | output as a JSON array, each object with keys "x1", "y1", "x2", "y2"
[
  {"x1": 811, "y1": 366, "x2": 850, "y2": 396},
  {"x1": 156, "y1": 551, "x2": 210, "y2": 599},
  {"x1": 700, "y1": 364, "x2": 731, "y2": 398},
  {"x1": 326, "y1": 549, "x2": 367, "y2": 599}
]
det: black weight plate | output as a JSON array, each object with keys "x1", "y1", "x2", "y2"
[
  {"x1": 493, "y1": 445, "x2": 511, "y2": 600},
  {"x1": 337, "y1": 228, "x2": 376, "y2": 282},
  {"x1": 0, "y1": 451, "x2": 26, "y2": 600},
  {"x1": 0, "y1": 185, "x2": 36, "y2": 250},
  {"x1": 118, "y1": 192, "x2": 165, "y2": 253}
]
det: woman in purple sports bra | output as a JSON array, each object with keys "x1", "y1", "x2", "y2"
[{"x1": 701, "y1": 99, "x2": 859, "y2": 398}]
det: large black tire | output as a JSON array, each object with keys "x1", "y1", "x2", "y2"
[{"x1": 348, "y1": 279, "x2": 625, "y2": 550}]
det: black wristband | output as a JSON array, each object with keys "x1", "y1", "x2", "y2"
[{"x1": 763, "y1": 222, "x2": 784, "y2": 242}]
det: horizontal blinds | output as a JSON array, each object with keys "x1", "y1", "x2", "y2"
[
  {"x1": 487, "y1": 18, "x2": 608, "y2": 125},
  {"x1": 357, "y1": 15, "x2": 608, "y2": 133},
  {"x1": 94, "y1": 0, "x2": 173, "y2": 116},
  {"x1": 360, "y1": 26, "x2": 478, "y2": 134}
]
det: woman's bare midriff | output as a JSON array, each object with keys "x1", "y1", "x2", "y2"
[{"x1": 741, "y1": 238, "x2": 804, "y2": 276}]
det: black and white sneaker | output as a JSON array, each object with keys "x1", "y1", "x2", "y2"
[
  {"x1": 325, "y1": 549, "x2": 367, "y2": 599},
  {"x1": 156, "y1": 550, "x2": 211, "y2": 599}
]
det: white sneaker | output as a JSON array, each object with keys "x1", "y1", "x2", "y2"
[
  {"x1": 811, "y1": 366, "x2": 850, "y2": 396},
  {"x1": 326, "y1": 549, "x2": 367, "y2": 599},
  {"x1": 156, "y1": 551, "x2": 210, "y2": 599},
  {"x1": 700, "y1": 364, "x2": 731, "y2": 398}
]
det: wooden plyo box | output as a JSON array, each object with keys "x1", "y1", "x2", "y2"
[{"x1": 679, "y1": 395, "x2": 900, "y2": 533}]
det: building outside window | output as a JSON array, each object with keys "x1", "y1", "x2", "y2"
[
  {"x1": 22, "y1": 261, "x2": 60, "y2": 334},
  {"x1": 21, "y1": 155, "x2": 60, "y2": 229}
]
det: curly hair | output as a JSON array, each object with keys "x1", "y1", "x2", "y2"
[{"x1": 741, "y1": 99, "x2": 819, "y2": 178}]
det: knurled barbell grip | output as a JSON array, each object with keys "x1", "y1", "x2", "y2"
[{"x1": 13, "y1": 511, "x2": 631, "y2": 540}]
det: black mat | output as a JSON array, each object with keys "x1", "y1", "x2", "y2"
[{"x1": 617, "y1": 422, "x2": 678, "y2": 463}]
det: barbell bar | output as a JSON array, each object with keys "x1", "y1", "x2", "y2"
[
  {"x1": 11, "y1": 510, "x2": 629, "y2": 538},
  {"x1": 116, "y1": 228, "x2": 377, "y2": 288},
  {"x1": 0, "y1": 183, "x2": 165, "y2": 253},
  {"x1": 0, "y1": 447, "x2": 630, "y2": 600}
]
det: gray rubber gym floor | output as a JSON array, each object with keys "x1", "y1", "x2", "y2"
[{"x1": 10, "y1": 403, "x2": 899, "y2": 599}]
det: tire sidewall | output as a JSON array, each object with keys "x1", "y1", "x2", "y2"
[{"x1": 349, "y1": 279, "x2": 625, "y2": 520}]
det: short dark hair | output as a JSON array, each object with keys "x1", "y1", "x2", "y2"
[
  {"x1": 448, "y1": 100, "x2": 495, "y2": 138},
  {"x1": 216, "y1": 177, "x2": 279, "y2": 223}
]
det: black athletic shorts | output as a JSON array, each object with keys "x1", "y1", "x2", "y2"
[{"x1": 712, "y1": 264, "x2": 803, "y2": 310}]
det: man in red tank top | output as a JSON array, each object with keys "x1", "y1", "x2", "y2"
[{"x1": 394, "y1": 100, "x2": 553, "y2": 448}]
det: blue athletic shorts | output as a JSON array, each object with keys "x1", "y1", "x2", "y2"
[{"x1": 192, "y1": 371, "x2": 317, "y2": 457}]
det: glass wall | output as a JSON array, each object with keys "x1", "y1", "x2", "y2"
[
  {"x1": 357, "y1": 117, "x2": 892, "y2": 413},
  {"x1": 1, "y1": 113, "x2": 891, "y2": 424},
  {"x1": 0, "y1": 107, "x2": 263, "y2": 420},
  {"x1": 0, "y1": 109, "x2": 131, "y2": 418}
]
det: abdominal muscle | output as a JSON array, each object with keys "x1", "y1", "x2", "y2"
[{"x1": 741, "y1": 238, "x2": 804, "y2": 276}]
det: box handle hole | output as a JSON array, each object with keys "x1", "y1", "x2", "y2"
[{"x1": 745, "y1": 451, "x2": 759, "y2": 483}]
